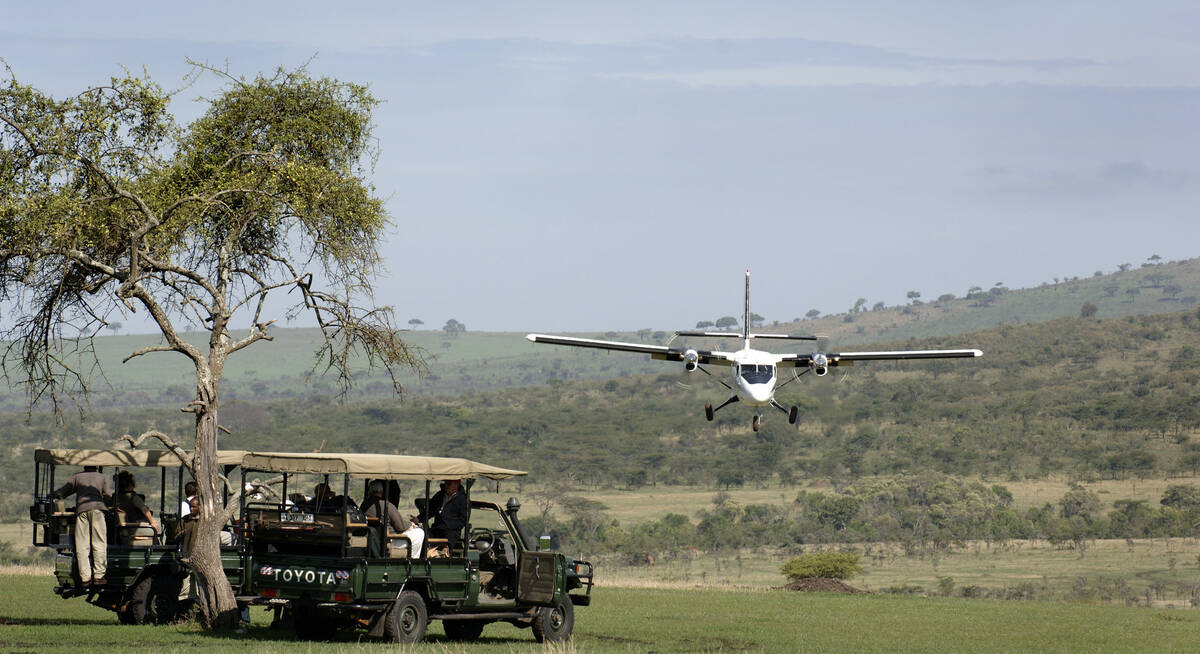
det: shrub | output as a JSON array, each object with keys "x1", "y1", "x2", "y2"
[{"x1": 780, "y1": 551, "x2": 862, "y2": 581}]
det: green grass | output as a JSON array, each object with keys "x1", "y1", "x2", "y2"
[
  {"x1": 601, "y1": 537, "x2": 1200, "y2": 604},
  {"x1": 1, "y1": 575, "x2": 1198, "y2": 652}
]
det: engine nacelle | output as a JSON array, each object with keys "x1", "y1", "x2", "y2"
[
  {"x1": 812, "y1": 353, "x2": 829, "y2": 377},
  {"x1": 683, "y1": 349, "x2": 700, "y2": 372}
]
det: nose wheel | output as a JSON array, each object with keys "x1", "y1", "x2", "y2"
[{"x1": 752, "y1": 415, "x2": 760, "y2": 432}]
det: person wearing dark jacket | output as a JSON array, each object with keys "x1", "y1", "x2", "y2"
[
  {"x1": 54, "y1": 465, "x2": 113, "y2": 586},
  {"x1": 419, "y1": 478, "x2": 470, "y2": 544}
]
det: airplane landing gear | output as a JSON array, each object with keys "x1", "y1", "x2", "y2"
[
  {"x1": 789, "y1": 405, "x2": 799, "y2": 425},
  {"x1": 706, "y1": 396, "x2": 739, "y2": 422},
  {"x1": 752, "y1": 415, "x2": 761, "y2": 432}
]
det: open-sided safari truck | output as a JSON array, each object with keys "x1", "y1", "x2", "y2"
[
  {"x1": 237, "y1": 451, "x2": 594, "y2": 643},
  {"x1": 29, "y1": 448, "x2": 247, "y2": 624}
]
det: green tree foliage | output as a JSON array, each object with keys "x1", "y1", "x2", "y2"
[
  {"x1": 443, "y1": 318, "x2": 466, "y2": 337},
  {"x1": 715, "y1": 316, "x2": 738, "y2": 330},
  {"x1": 781, "y1": 552, "x2": 863, "y2": 580},
  {"x1": 1160, "y1": 485, "x2": 1200, "y2": 509},
  {"x1": 0, "y1": 63, "x2": 423, "y2": 627}
]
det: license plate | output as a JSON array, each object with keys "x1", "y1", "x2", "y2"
[{"x1": 280, "y1": 512, "x2": 314, "y2": 524}]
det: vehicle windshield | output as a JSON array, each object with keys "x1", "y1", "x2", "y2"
[{"x1": 739, "y1": 364, "x2": 775, "y2": 384}]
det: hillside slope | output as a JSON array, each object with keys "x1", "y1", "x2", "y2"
[
  {"x1": 3, "y1": 307, "x2": 1198, "y2": 518},
  {"x1": 2, "y1": 256, "x2": 1198, "y2": 411}
]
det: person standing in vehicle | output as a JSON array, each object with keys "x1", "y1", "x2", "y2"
[
  {"x1": 53, "y1": 465, "x2": 112, "y2": 586},
  {"x1": 420, "y1": 478, "x2": 469, "y2": 545}
]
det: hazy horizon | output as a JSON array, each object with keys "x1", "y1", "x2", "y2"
[{"x1": 4, "y1": 2, "x2": 1198, "y2": 333}]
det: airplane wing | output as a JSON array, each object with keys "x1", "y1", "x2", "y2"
[
  {"x1": 748, "y1": 333, "x2": 819, "y2": 341},
  {"x1": 674, "y1": 330, "x2": 819, "y2": 341},
  {"x1": 779, "y1": 348, "x2": 983, "y2": 367},
  {"x1": 525, "y1": 334, "x2": 731, "y2": 365}
]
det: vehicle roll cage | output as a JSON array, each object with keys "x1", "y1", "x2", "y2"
[
  {"x1": 237, "y1": 451, "x2": 528, "y2": 559},
  {"x1": 31, "y1": 448, "x2": 247, "y2": 548}
]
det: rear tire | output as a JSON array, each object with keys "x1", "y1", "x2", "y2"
[
  {"x1": 121, "y1": 572, "x2": 187, "y2": 625},
  {"x1": 705, "y1": 403, "x2": 714, "y2": 421},
  {"x1": 443, "y1": 619, "x2": 486, "y2": 641},
  {"x1": 788, "y1": 405, "x2": 799, "y2": 424},
  {"x1": 122, "y1": 576, "x2": 152, "y2": 624},
  {"x1": 532, "y1": 597, "x2": 574, "y2": 643},
  {"x1": 384, "y1": 590, "x2": 428, "y2": 643}
]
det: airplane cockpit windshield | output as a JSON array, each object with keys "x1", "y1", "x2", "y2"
[{"x1": 739, "y1": 364, "x2": 775, "y2": 384}]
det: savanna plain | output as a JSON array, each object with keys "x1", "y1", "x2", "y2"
[{"x1": 6, "y1": 260, "x2": 1200, "y2": 651}]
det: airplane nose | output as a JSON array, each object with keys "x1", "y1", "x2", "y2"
[{"x1": 746, "y1": 383, "x2": 773, "y2": 404}]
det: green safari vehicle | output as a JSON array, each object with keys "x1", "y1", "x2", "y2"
[
  {"x1": 29, "y1": 448, "x2": 247, "y2": 624},
  {"x1": 237, "y1": 451, "x2": 593, "y2": 643}
]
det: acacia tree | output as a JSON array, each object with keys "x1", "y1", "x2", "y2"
[{"x1": 0, "y1": 64, "x2": 423, "y2": 627}]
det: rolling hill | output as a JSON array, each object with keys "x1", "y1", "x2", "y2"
[{"x1": 2, "y1": 256, "x2": 1198, "y2": 412}]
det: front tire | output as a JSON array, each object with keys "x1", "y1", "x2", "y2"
[
  {"x1": 532, "y1": 597, "x2": 574, "y2": 643},
  {"x1": 752, "y1": 415, "x2": 760, "y2": 432},
  {"x1": 384, "y1": 590, "x2": 428, "y2": 643}
]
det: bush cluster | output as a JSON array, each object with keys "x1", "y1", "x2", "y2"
[{"x1": 780, "y1": 552, "x2": 862, "y2": 580}]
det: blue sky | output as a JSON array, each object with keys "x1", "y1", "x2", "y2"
[{"x1": 4, "y1": 2, "x2": 1199, "y2": 332}]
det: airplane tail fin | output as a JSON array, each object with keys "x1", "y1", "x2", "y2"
[
  {"x1": 743, "y1": 270, "x2": 751, "y2": 344},
  {"x1": 674, "y1": 271, "x2": 816, "y2": 342}
]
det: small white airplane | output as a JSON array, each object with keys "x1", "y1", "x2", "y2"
[{"x1": 527, "y1": 271, "x2": 982, "y2": 431}]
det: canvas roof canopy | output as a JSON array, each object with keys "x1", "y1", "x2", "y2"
[
  {"x1": 34, "y1": 448, "x2": 248, "y2": 468},
  {"x1": 241, "y1": 451, "x2": 526, "y2": 481}
]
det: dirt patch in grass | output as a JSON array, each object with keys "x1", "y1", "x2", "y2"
[{"x1": 780, "y1": 577, "x2": 868, "y2": 593}]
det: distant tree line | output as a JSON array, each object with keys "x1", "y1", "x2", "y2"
[{"x1": 527, "y1": 475, "x2": 1200, "y2": 564}]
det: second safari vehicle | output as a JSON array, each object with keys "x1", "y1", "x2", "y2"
[{"x1": 237, "y1": 451, "x2": 593, "y2": 643}]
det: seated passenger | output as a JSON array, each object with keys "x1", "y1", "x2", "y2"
[
  {"x1": 418, "y1": 478, "x2": 469, "y2": 546},
  {"x1": 310, "y1": 482, "x2": 357, "y2": 512},
  {"x1": 116, "y1": 471, "x2": 159, "y2": 543},
  {"x1": 363, "y1": 481, "x2": 423, "y2": 558}
]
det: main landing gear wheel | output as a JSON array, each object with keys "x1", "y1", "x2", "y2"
[
  {"x1": 752, "y1": 415, "x2": 760, "y2": 432},
  {"x1": 789, "y1": 405, "x2": 799, "y2": 425},
  {"x1": 705, "y1": 403, "x2": 714, "y2": 421}
]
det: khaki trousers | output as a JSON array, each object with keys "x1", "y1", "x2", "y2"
[{"x1": 73, "y1": 509, "x2": 107, "y2": 582}]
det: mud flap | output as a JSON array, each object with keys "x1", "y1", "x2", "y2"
[{"x1": 367, "y1": 608, "x2": 388, "y2": 638}]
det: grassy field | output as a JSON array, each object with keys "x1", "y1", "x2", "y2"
[
  {"x1": 601, "y1": 537, "x2": 1200, "y2": 605},
  {"x1": 550, "y1": 475, "x2": 1200, "y2": 527},
  {"x1": 1, "y1": 574, "x2": 1198, "y2": 653}
]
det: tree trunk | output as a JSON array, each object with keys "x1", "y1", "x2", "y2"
[{"x1": 191, "y1": 393, "x2": 239, "y2": 628}]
